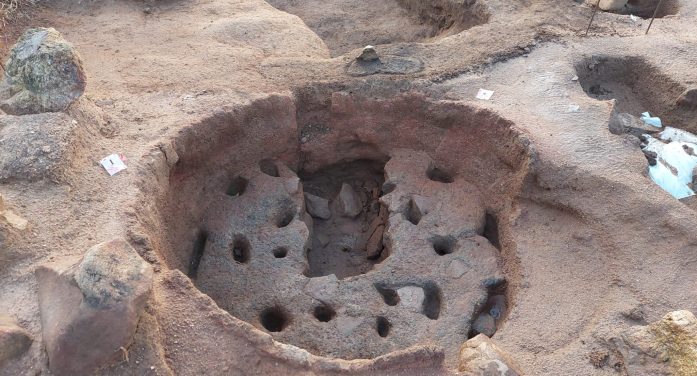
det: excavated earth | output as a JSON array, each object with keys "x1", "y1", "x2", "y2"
[{"x1": 1, "y1": 0, "x2": 697, "y2": 375}]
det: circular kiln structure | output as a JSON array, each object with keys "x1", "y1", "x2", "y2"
[{"x1": 144, "y1": 89, "x2": 531, "y2": 366}]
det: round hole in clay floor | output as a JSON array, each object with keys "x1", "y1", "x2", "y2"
[
  {"x1": 376, "y1": 316, "x2": 391, "y2": 337},
  {"x1": 575, "y1": 55, "x2": 697, "y2": 133},
  {"x1": 143, "y1": 88, "x2": 532, "y2": 367},
  {"x1": 313, "y1": 305, "x2": 336, "y2": 322},
  {"x1": 273, "y1": 247, "x2": 289, "y2": 258},
  {"x1": 260, "y1": 306, "x2": 289, "y2": 332}
]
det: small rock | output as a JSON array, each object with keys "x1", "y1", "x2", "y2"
[
  {"x1": 472, "y1": 313, "x2": 497, "y2": 337},
  {"x1": 358, "y1": 45, "x2": 379, "y2": 62},
  {"x1": 2, "y1": 211, "x2": 28, "y2": 231},
  {"x1": 609, "y1": 112, "x2": 659, "y2": 136},
  {"x1": 488, "y1": 295, "x2": 507, "y2": 320},
  {"x1": 621, "y1": 306, "x2": 646, "y2": 322},
  {"x1": 36, "y1": 238, "x2": 153, "y2": 376},
  {"x1": 408, "y1": 195, "x2": 431, "y2": 224},
  {"x1": 336, "y1": 234, "x2": 357, "y2": 252},
  {"x1": 396, "y1": 286, "x2": 425, "y2": 313},
  {"x1": 0, "y1": 315, "x2": 32, "y2": 366},
  {"x1": 304, "y1": 193, "x2": 331, "y2": 219},
  {"x1": 459, "y1": 334, "x2": 523, "y2": 375},
  {"x1": 0, "y1": 28, "x2": 86, "y2": 115},
  {"x1": 677, "y1": 88, "x2": 697, "y2": 110},
  {"x1": 643, "y1": 149, "x2": 658, "y2": 166},
  {"x1": 588, "y1": 349, "x2": 610, "y2": 368},
  {"x1": 337, "y1": 183, "x2": 362, "y2": 218}
]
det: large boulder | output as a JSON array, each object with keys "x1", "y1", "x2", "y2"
[
  {"x1": 0, "y1": 113, "x2": 82, "y2": 183},
  {"x1": 610, "y1": 310, "x2": 697, "y2": 376},
  {"x1": 36, "y1": 238, "x2": 153, "y2": 376},
  {"x1": 0, "y1": 27, "x2": 86, "y2": 115},
  {"x1": 459, "y1": 334, "x2": 523, "y2": 375},
  {"x1": 0, "y1": 315, "x2": 32, "y2": 367}
]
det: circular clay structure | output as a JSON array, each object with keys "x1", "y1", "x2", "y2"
[{"x1": 142, "y1": 88, "x2": 531, "y2": 367}]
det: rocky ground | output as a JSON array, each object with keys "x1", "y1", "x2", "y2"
[{"x1": 1, "y1": 0, "x2": 697, "y2": 375}]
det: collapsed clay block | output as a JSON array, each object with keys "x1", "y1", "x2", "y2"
[
  {"x1": 304, "y1": 192, "x2": 331, "y2": 219},
  {"x1": 459, "y1": 334, "x2": 523, "y2": 375},
  {"x1": 337, "y1": 182, "x2": 362, "y2": 217},
  {"x1": 610, "y1": 310, "x2": 697, "y2": 376},
  {"x1": 0, "y1": 315, "x2": 32, "y2": 367},
  {"x1": 36, "y1": 238, "x2": 153, "y2": 376},
  {"x1": 0, "y1": 28, "x2": 86, "y2": 115}
]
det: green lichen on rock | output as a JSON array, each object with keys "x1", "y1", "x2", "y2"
[{"x1": 0, "y1": 27, "x2": 86, "y2": 115}]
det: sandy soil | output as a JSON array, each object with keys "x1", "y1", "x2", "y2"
[{"x1": 1, "y1": 0, "x2": 697, "y2": 375}]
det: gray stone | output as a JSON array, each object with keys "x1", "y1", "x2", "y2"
[
  {"x1": 304, "y1": 193, "x2": 331, "y2": 219},
  {"x1": 0, "y1": 315, "x2": 32, "y2": 366},
  {"x1": 459, "y1": 334, "x2": 522, "y2": 375},
  {"x1": 397, "y1": 286, "x2": 425, "y2": 313},
  {"x1": 36, "y1": 238, "x2": 153, "y2": 376},
  {"x1": 488, "y1": 295, "x2": 507, "y2": 320},
  {"x1": 472, "y1": 313, "x2": 497, "y2": 337},
  {"x1": 677, "y1": 88, "x2": 697, "y2": 109},
  {"x1": 337, "y1": 183, "x2": 362, "y2": 217},
  {"x1": 0, "y1": 111, "x2": 80, "y2": 183},
  {"x1": 358, "y1": 45, "x2": 379, "y2": 62},
  {"x1": 408, "y1": 195, "x2": 431, "y2": 224},
  {"x1": 0, "y1": 28, "x2": 86, "y2": 115},
  {"x1": 609, "y1": 112, "x2": 660, "y2": 136}
]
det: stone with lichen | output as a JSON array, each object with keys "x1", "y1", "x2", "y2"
[
  {"x1": 611, "y1": 310, "x2": 697, "y2": 376},
  {"x1": 0, "y1": 27, "x2": 86, "y2": 115}
]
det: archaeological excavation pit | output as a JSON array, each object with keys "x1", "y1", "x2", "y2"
[
  {"x1": 263, "y1": 0, "x2": 489, "y2": 56},
  {"x1": 576, "y1": 55, "x2": 697, "y2": 133},
  {"x1": 143, "y1": 89, "x2": 532, "y2": 367},
  {"x1": 574, "y1": 0, "x2": 680, "y2": 18}
]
